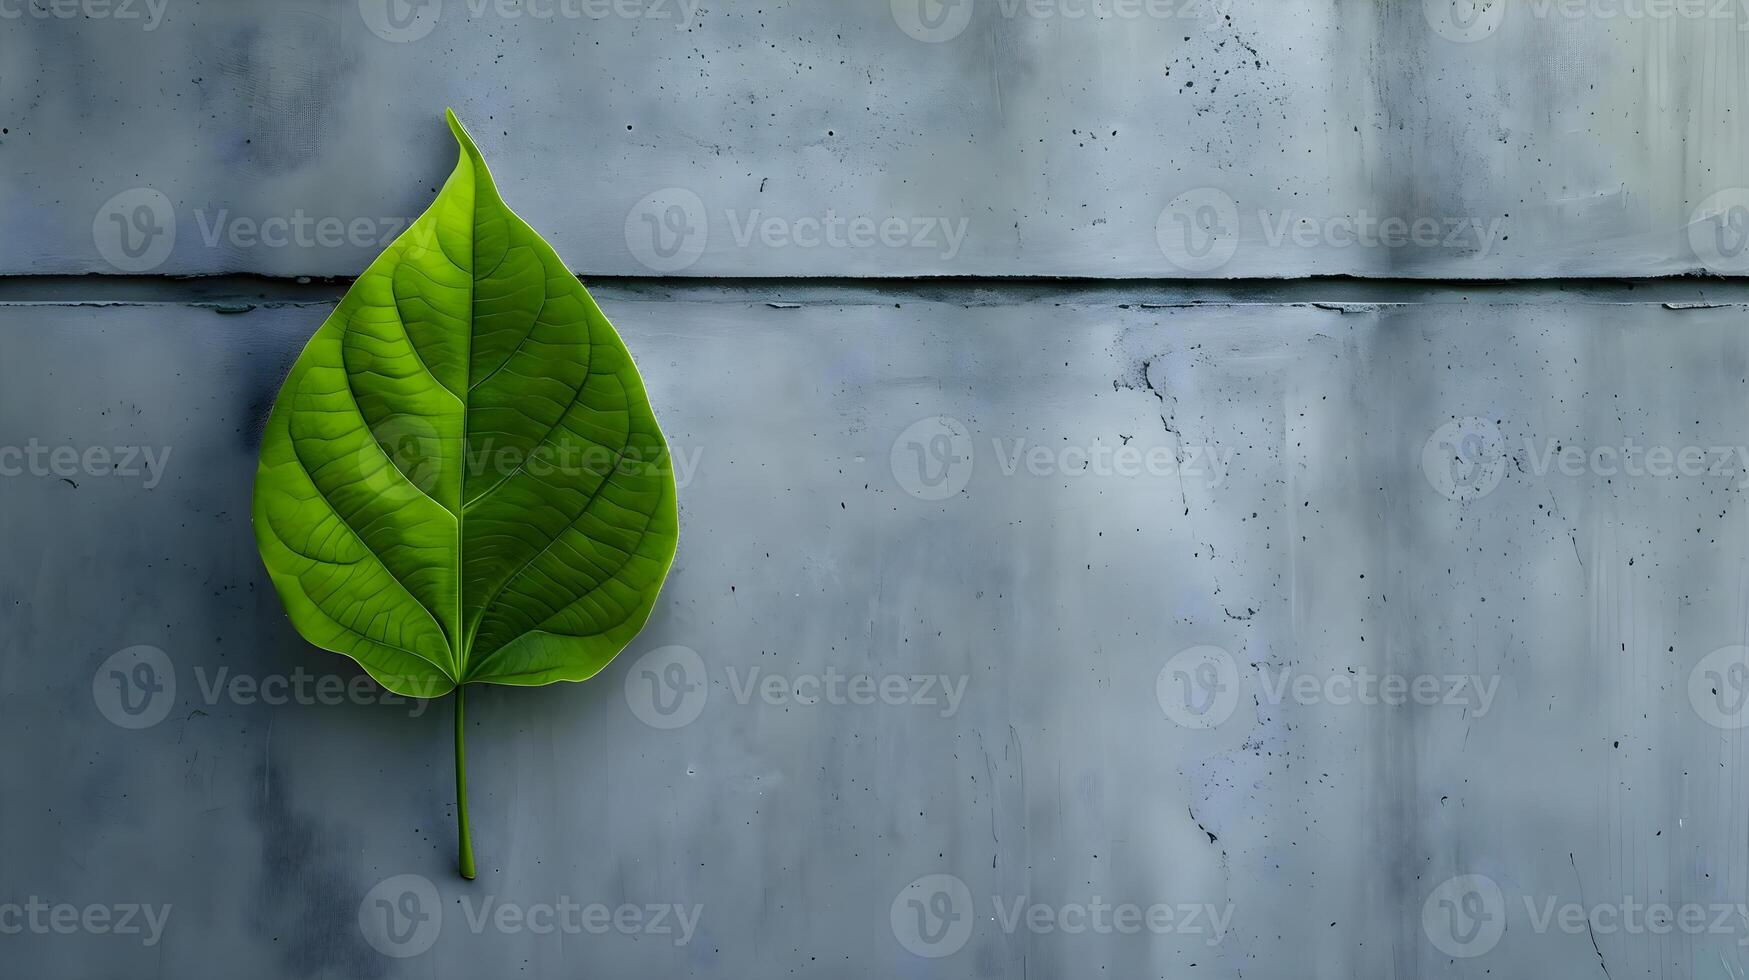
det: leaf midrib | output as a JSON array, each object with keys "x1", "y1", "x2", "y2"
[{"x1": 456, "y1": 145, "x2": 476, "y2": 683}]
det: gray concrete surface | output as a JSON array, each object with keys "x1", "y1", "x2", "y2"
[
  {"x1": 6, "y1": 0, "x2": 1749, "y2": 279},
  {"x1": 8, "y1": 2, "x2": 1749, "y2": 977},
  {"x1": 4, "y1": 281, "x2": 1749, "y2": 978}
]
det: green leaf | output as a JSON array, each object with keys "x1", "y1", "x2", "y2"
[{"x1": 252, "y1": 109, "x2": 679, "y2": 878}]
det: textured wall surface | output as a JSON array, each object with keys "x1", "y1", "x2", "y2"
[
  {"x1": 6, "y1": 2, "x2": 1749, "y2": 978},
  {"x1": 3, "y1": 282, "x2": 1749, "y2": 978},
  {"x1": 5, "y1": 0, "x2": 1749, "y2": 278}
]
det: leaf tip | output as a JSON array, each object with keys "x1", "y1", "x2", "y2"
[
  {"x1": 443, "y1": 109, "x2": 495, "y2": 190},
  {"x1": 444, "y1": 107, "x2": 475, "y2": 152}
]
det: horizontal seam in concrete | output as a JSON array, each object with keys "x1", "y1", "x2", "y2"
[{"x1": 2, "y1": 274, "x2": 1749, "y2": 309}]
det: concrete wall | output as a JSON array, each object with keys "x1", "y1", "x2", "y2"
[
  {"x1": 5, "y1": 3, "x2": 1749, "y2": 979},
  {"x1": 6, "y1": 0, "x2": 1749, "y2": 278},
  {"x1": 5, "y1": 281, "x2": 1749, "y2": 977}
]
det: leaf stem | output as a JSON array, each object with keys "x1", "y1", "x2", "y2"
[{"x1": 455, "y1": 684, "x2": 476, "y2": 880}]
